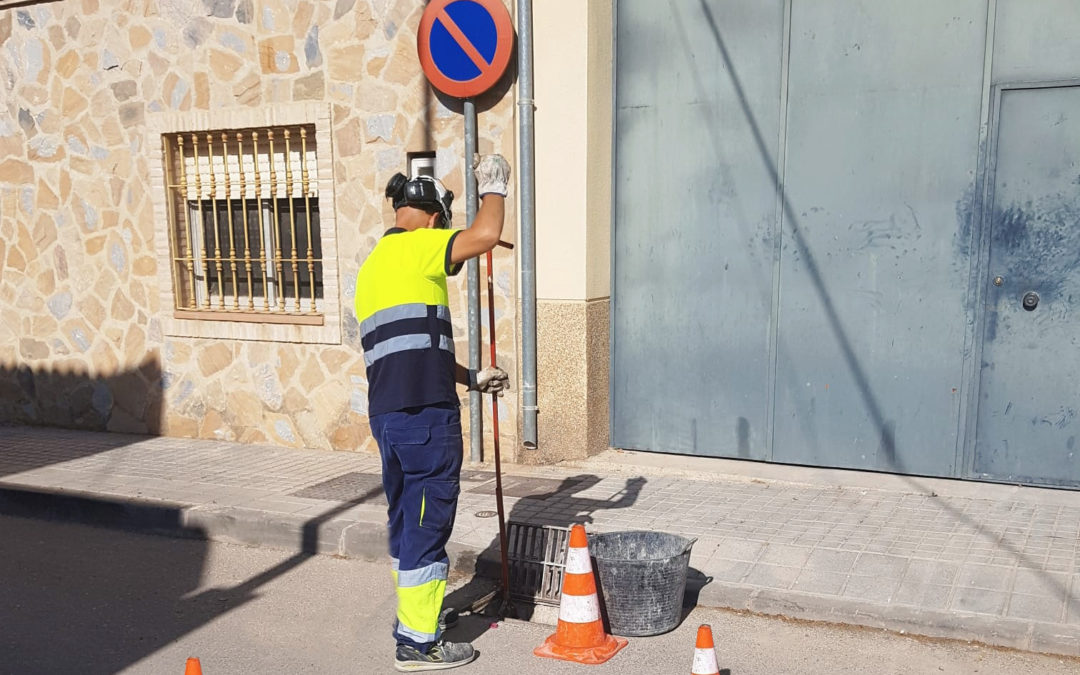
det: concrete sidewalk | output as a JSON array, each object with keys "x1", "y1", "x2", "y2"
[{"x1": 2, "y1": 426, "x2": 1079, "y2": 658}]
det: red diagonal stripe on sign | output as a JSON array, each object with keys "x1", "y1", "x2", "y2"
[{"x1": 436, "y1": 7, "x2": 491, "y2": 73}]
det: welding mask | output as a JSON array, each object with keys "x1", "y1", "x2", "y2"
[{"x1": 385, "y1": 173, "x2": 454, "y2": 228}]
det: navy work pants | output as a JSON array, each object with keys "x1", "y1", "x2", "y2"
[{"x1": 370, "y1": 404, "x2": 462, "y2": 652}]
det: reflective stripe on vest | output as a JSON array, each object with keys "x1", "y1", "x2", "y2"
[{"x1": 360, "y1": 303, "x2": 451, "y2": 338}]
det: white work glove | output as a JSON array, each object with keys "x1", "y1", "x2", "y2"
[
  {"x1": 473, "y1": 154, "x2": 511, "y2": 198},
  {"x1": 470, "y1": 366, "x2": 510, "y2": 397}
]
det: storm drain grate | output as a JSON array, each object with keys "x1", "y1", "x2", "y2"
[
  {"x1": 290, "y1": 472, "x2": 387, "y2": 504},
  {"x1": 506, "y1": 521, "x2": 570, "y2": 606}
]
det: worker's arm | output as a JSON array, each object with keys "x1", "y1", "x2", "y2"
[
  {"x1": 450, "y1": 155, "x2": 510, "y2": 264},
  {"x1": 454, "y1": 362, "x2": 472, "y2": 387},
  {"x1": 449, "y1": 196, "x2": 504, "y2": 263}
]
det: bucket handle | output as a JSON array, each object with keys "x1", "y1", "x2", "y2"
[{"x1": 683, "y1": 537, "x2": 698, "y2": 554}]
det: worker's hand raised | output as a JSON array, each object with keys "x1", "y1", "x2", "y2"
[
  {"x1": 473, "y1": 154, "x2": 511, "y2": 198},
  {"x1": 471, "y1": 366, "x2": 510, "y2": 397}
]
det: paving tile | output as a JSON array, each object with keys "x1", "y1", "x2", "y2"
[
  {"x1": 819, "y1": 537, "x2": 852, "y2": 549},
  {"x1": 851, "y1": 553, "x2": 907, "y2": 578},
  {"x1": 956, "y1": 564, "x2": 1014, "y2": 592},
  {"x1": 792, "y1": 569, "x2": 847, "y2": 596},
  {"x1": 893, "y1": 582, "x2": 952, "y2": 610},
  {"x1": 1066, "y1": 592, "x2": 1080, "y2": 625},
  {"x1": 952, "y1": 587, "x2": 1008, "y2": 616},
  {"x1": 742, "y1": 564, "x2": 800, "y2": 590},
  {"x1": 716, "y1": 538, "x2": 765, "y2": 562},
  {"x1": 902, "y1": 557, "x2": 963, "y2": 583},
  {"x1": 707, "y1": 558, "x2": 752, "y2": 583},
  {"x1": 841, "y1": 574, "x2": 901, "y2": 604},
  {"x1": 758, "y1": 544, "x2": 812, "y2": 568},
  {"x1": 242, "y1": 498, "x2": 316, "y2": 515},
  {"x1": 1013, "y1": 568, "x2": 1069, "y2": 598},
  {"x1": 1007, "y1": 593, "x2": 1066, "y2": 623},
  {"x1": 803, "y1": 548, "x2": 858, "y2": 573}
]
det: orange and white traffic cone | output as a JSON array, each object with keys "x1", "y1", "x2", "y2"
[
  {"x1": 184, "y1": 657, "x2": 202, "y2": 675},
  {"x1": 533, "y1": 524, "x2": 628, "y2": 665},
  {"x1": 691, "y1": 624, "x2": 719, "y2": 675}
]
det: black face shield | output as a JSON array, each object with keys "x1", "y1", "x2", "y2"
[{"x1": 385, "y1": 173, "x2": 454, "y2": 228}]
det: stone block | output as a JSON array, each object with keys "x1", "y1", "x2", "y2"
[
  {"x1": 56, "y1": 51, "x2": 80, "y2": 79},
  {"x1": 209, "y1": 48, "x2": 244, "y2": 82},
  {"x1": 194, "y1": 71, "x2": 209, "y2": 109},
  {"x1": 258, "y1": 36, "x2": 298, "y2": 74},
  {"x1": 327, "y1": 43, "x2": 365, "y2": 81},
  {"x1": 197, "y1": 342, "x2": 233, "y2": 377},
  {"x1": 129, "y1": 25, "x2": 151, "y2": 50},
  {"x1": 294, "y1": 71, "x2": 325, "y2": 101},
  {"x1": 0, "y1": 159, "x2": 33, "y2": 186},
  {"x1": 19, "y1": 338, "x2": 50, "y2": 360},
  {"x1": 62, "y1": 87, "x2": 89, "y2": 118}
]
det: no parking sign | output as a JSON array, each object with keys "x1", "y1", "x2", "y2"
[{"x1": 417, "y1": 0, "x2": 515, "y2": 99}]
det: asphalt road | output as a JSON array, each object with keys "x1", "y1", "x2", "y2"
[{"x1": 1, "y1": 514, "x2": 1077, "y2": 674}]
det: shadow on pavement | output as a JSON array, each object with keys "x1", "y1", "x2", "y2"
[
  {"x1": 0, "y1": 352, "x2": 380, "y2": 673},
  {"x1": 0, "y1": 356, "x2": 164, "y2": 480},
  {"x1": 681, "y1": 568, "x2": 714, "y2": 623},
  {"x1": 0, "y1": 512, "x2": 216, "y2": 674},
  {"x1": 442, "y1": 474, "x2": 716, "y2": 645},
  {"x1": 0, "y1": 485, "x2": 382, "y2": 674}
]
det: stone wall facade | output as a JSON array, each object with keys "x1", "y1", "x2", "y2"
[{"x1": 0, "y1": 0, "x2": 520, "y2": 456}]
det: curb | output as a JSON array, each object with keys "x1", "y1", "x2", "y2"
[
  {"x1": 0, "y1": 483, "x2": 395, "y2": 560},
  {"x1": 0, "y1": 482, "x2": 499, "y2": 575},
  {"x1": 0, "y1": 484, "x2": 197, "y2": 538},
  {"x1": 3, "y1": 483, "x2": 1079, "y2": 659},
  {"x1": 697, "y1": 581, "x2": 1080, "y2": 658}
]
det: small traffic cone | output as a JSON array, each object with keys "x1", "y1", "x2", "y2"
[
  {"x1": 691, "y1": 625, "x2": 719, "y2": 675},
  {"x1": 534, "y1": 524, "x2": 628, "y2": 665},
  {"x1": 184, "y1": 657, "x2": 202, "y2": 675}
]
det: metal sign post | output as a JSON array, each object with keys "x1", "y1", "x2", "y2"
[{"x1": 417, "y1": 0, "x2": 516, "y2": 616}]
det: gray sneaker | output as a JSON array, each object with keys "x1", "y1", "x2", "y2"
[{"x1": 394, "y1": 641, "x2": 477, "y2": 672}]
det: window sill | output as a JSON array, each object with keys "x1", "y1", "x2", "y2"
[
  {"x1": 173, "y1": 309, "x2": 325, "y2": 326},
  {"x1": 164, "y1": 301, "x2": 338, "y2": 343}
]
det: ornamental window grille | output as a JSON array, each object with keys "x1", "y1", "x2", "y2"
[{"x1": 161, "y1": 124, "x2": 323, "y2": 324}]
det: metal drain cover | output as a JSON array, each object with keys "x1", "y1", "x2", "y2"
[
  {"x1": 506, "y1": 521, "x2": 571, "y2": 606},
  {"x1": 290, "y1": 472, "x2": 387, "y2": 504}
]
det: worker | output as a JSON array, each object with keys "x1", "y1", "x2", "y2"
[{"x1": 355, "y1": 154, "x2": 512, "y2": 672}]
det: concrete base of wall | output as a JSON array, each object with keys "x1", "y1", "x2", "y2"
[{"x1": 525, "y1": 298, "x2": 609, "y2": 464}]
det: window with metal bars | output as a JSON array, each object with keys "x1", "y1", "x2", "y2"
[{"x1": 162, "y1": 124, "x2": 324, "y2": 325}]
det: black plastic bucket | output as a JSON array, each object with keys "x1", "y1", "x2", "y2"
[{"x1": 588, "y1": 530, "x2": 697, "y2": 637}]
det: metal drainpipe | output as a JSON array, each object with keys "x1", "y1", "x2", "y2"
[
  {"x1": 517, "y1": 0, "x2": 538, "y2": 450},
  {"x1": 465, "y1": 98, "x2": 483, "y2": 463}
]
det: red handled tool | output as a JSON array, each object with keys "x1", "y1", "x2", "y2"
[{"x1": 486, "y1": 247, "x2": 514, "y2": 617}]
